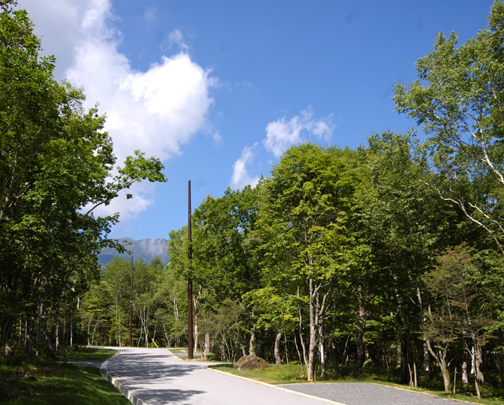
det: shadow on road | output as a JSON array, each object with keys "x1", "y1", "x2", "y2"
[
  {"x1": 107, "y1": 351, "x2": 207, "y2": 403},
  {"x1": 109, "y1": 353, "x2": 201, "y2": 382},
  {"x1": 131, "y1": 389, "x2": 206, "y2": 404}
]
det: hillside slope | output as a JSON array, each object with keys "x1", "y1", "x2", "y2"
[{"x1": 98, "y1": 237, "x2": 169, "y2": 267}]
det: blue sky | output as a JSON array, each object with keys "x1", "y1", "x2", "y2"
[{"x1": 20, "y1": 0, "x2": 495, "y2": 240}]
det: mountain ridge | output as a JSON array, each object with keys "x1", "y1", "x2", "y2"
[{"x1": 97, "y1": 237, "x2": 169, "y2": 267}]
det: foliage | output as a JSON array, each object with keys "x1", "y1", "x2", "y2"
[
  {"x1": 393, "y1": 0, "x2": 504, "y2": 255},
  {"x1": 0, "y1": 1, "x2": 165, "y2": 361}
]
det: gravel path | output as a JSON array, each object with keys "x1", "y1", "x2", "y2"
[{"x1": 280, "y1": 383, "x2": 474, "y2": 405}]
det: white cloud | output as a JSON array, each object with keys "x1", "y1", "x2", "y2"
[
  {"x1": 230, "y1": 144, "x2": 260, "y2": 190},
  {"x1": 212, "y1": 131, "x2": 223, "y2": 145},
  {"x1": 263, "y1": 107, "x2": 334, "y2": 158},
  {"x1": 20, "y1": 0, "x2": 216, "y2": 220},
  {"x1": 168, "y1": 30, "x2": 189, "y2": 51}
]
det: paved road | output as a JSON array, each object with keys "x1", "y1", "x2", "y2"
[
  {"x1": 100, "y1": 348, "x2": 473, "y2": 405},
  {"x1": 101, "y1": 347, "x2": 340, "y2": 405},
  {"x1": 280, "y1": 383, "x2": 472, "y2": 405}
]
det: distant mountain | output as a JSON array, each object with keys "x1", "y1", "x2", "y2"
[{"x1": 97, "y1": 237, "x2": 169, "y2": 268}]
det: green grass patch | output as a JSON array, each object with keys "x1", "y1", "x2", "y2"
[
  {"x1": 0, "y1": 349, "x2": 128, "y2": 404},
  {"x1": 210, "y1": 363, "x2": 305, "y2": 385},
  {"x1": 208, "y1": 363, "x2": 504, "y2": 405},
  {"x1": 167, "y1": 347, "x2": 188, "y2": 354},
  {"x1": 67, "y1": 347, "x2": 118, "y2": 362},
  {"x1": 171, "y1": 351, "x2": 223, "y2": 362}
]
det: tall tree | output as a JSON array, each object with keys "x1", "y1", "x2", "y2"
[
  {"x1": 0, "y1": 2, "x2": 166, "y2": 356},
  {"x1": 257, "y1": 143, "x2": 363, "y2": 381},
  {"x1": 393, "y1": 0, "x2": 504, "y2": 255}
]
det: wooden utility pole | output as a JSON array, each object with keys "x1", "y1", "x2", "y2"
[
  {"x1": 129, "y1": 256, "x2": 133, "y2": 347},
  {"x1": 188, "y1": 180, "x2": 194, "y2": 359}
]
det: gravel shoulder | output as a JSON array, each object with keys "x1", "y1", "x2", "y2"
[{"x1": 279, "y1": 382, "x2": 475, "y2": 405}]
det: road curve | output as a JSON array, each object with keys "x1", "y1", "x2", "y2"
[
  {"x1": 99, "y1": 348, "x2": 474, "y2": 405},
  {"x1": 100, "y1": 347, "x2": 341, "y2": 405}
]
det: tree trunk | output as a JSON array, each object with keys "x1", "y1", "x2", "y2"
[
  {"x1": 36, "y1": 301, "x2": 42, "y2": 356},
  {"x1": 297, "y1": 286, "x2": 308, "y2": 372},
  {"x1": 294, "y1": 334, "x2": 305, "y2": 378},
  {"x1": 440, "y1": 361, "x2": 450, "y2": 393},
  {"x1": 249, "y1": 323, "x2": 256, "y2": 356},
  {"x1": 145, "y1": 316, "x2": 148, "y2": 348},
  {"x1": 318, "y1": 322, "x2": 326, "y2": 378},
  {"x1": 423, "y1": 343, "x2": 429, "y2": 371},
  {"x1": 473, "y1": 342, "x2": 483, "y2": 399},
  {"x1": 462, "y1": 361, "x2": 469, "y2": 384},
  {"x1": 42, "y1": 313, "x2": 55, "y2": 358},
  {"x1": 426, "y1": 338, "x2": 450, "y2": 392},
  {"x1": 194, "y1": 297, "x2": 199, "y2": 351},
  {"x1": 204, "y1": 330, "x2": 210, "y2": 359},
  {"x1": 274, "y1": 330, "x2": 282, "y2": 365},
  {"x1": 284, "y1": 333, "x2": 289, "y2": 364},
  {"x1": 307, "y1": 276, "x2": 317, "y2": 382},
  {"x1": 354, "y1": 303, "x2": 366, "y2": 375},
  {"x1": 55, "y1": 320, "x2": 59, "y2": 351},
  {"x1": 413, "y1": 360, "x2": 417, "y2": 387}
]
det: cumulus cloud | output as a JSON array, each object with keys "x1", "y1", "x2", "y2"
[
  {"x1": 230, "y1": 144, "x2": 260, "y2": 190},
  {"x1": 263, "y1": 107, "x2": 334, "y2": 158},
  {"x1": 20, "y1": 0, "x2": 216, "y2": 219}
]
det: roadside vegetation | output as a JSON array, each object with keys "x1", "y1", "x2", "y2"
[
  {"x1": 210, "y1": 364, "x2": 504, "y2": 405},
  {"x1": 3, "y1": 0, "x2": 504, "y2": 404},
  {"x1": 0, "y1": 348, "x2": 127, "y2": 404}
]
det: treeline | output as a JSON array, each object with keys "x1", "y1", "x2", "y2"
[{"x1": 0, "y1": 0, "x2": 165, "y2": 366}]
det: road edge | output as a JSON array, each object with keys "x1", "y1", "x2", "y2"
[
  {"x1": 208, "y1": 367, "x2": 347, "y2": 405},
  {"x1": 101, "y1": 352, "x2": 147, "y2": 405}
]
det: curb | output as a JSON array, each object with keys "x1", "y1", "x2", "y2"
[{"x1": 101, "y1": 352, "x2": 148, "y2": 405}]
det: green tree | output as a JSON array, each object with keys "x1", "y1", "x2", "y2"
[
  {"x1": 0, "y1": 2, "x2": 166, "y2": 356},
  {"x1": 423, "y1": 245, "x2": 497, "y2": 397},
  {"x1": 357, "y1": 133, "x2": 482, "y2": 384},
  {"x1": 393, "y1": 0, "x2": 504, "y2": 255},
  {"x1": 192, "y1": 186, "x2": 261, "y2": 354},
  {"x1": 257, "y1": 143, "x2": 363, "y2": 381}
]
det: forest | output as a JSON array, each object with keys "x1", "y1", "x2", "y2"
[{"x1": 2, "y1": 0, "x2": 504, "y2": 401}]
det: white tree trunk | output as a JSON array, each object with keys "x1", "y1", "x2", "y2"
[{"x1": 274, "y1": 331, "x2": 282, "y2": 365}]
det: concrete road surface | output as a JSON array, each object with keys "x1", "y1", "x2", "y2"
[
  {"x1": 100, "y1": 348, "x2": 472, "y2": 405},
  {"x1": 100, "y1": 347, "x2": 341, "y2": 405}
]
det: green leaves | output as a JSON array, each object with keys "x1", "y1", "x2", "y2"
[
  {"x1": 393, "y1": 1, "x2": 504, "y2": 254},
  {"x1": 0, "y1": 4, "x2": 167, "y2": 351}
]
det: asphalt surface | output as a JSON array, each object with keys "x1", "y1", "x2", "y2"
[
  {"x1": 101, "y1": 347, "x2": 340, "y2": 405},
  {"x1": 280, "y1": 383, "x2": 473, "y2": 405},
  {"x1": 99, "y1": 347, "x2": 474, "y2": 405}
]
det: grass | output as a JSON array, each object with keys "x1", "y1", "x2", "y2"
[
  {"x1": 166, "y1": 347, "x2": 188, "y2": 354},
  {"x1": 208, "y1": 363, "x2": 504, "y2": 405},
  {"x1": 0, "y1": 348, "x2": 129, "y2": 404},
  {"x1": 67, "y1": 347, "x2": 117, "y2": 362},
  {"x1": 168, "y1": 349, "x2": 223, "y2": 362}
]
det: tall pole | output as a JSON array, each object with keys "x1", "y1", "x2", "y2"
[
  {"x1": 188, "y1": 180, "x2": 194, "y2": 359},
  {"x1": 129, "y1": 256, "x2": 133, "y2": 347}
]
